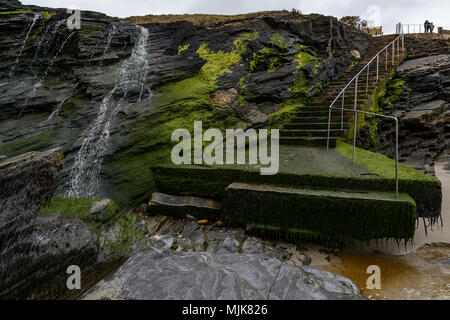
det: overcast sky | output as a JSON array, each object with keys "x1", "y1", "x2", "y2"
[{"x1": 21, "y1": 0, "x2": 450, "y2": 34}]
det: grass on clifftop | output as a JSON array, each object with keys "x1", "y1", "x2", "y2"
[{"x1": 123, "y1": 11, "x2": 289, "y2": 25}]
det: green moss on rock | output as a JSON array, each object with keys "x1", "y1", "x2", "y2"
[
  {"x1": 0, "y1": 127, "x2": 61, "y2": 156},
  {"x1": 39, "y1": 196, "x2": 121, "y2": 231},
  {"x1": 177, "y1": 43, "x2": 189, "y2": 55},
  {"x1": 0, "y1": 9, "x2": 31, "y2": 17}
]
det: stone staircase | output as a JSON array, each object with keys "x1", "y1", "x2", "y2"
[
  {"x1": 280, "y1": 35, "x2": 403, "y2": 147},
  {"x1": 145, "y1": 35, "x2": 433, "y2": 243}
]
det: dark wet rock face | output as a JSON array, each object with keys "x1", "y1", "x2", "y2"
[
  {"x1": 82, "y1": 216, "x2": 364, "y2": 300},
  {"x1": 404, "y1": 35, "x2": 450, "y2": 59},
  {"x1": 374, "y1": 54, "x2": 450, "y2": 175},
  {"x1": 0, "y1": 0, "x2": 22, "y2": 10},
  {"x1": 0, "y1": 149, "x2": 121, "y2": 299},
  {"x1": 0, "y1": 2, "x2": 371, "y2": 208}
]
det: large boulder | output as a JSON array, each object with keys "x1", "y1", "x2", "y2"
[
  {"x1": 0, "y1": 148, "x2": 123, "y2": 299},
  {"x1": 83, "y1": 216, "x2": 365, "y2": 300},
  {"x1": 82, "y1": 244, "x2": 363, "y2": 300}
]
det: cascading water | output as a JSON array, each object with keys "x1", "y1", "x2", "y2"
[
  {"x1": 67, "y1": 26, "x2": 151, "y2": 198},
  {"x1": 20, "y1": 30, "x2": 76, "y2": 118},
  {"x1": 36, "y1": 31, "x2": 76, "y2": 86},
  {"x1": 100, "y1": 25, "x2": 116, "y2": 64},
  {"x1": 9, "y1": 13, "x2": 40, "y2": 77},
  {"x1": 33, "y1": 19, "x2": 66, "y2": 64},
  {"x1": 45, "y1": 83, "x2": 79, "y2": 123}
]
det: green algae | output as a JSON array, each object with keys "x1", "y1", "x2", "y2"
[
  {"x1": 178, "y1": 43, "x2": 189, "y2": 55},
  {"x1": 40, "y1": 11, "x2": 54, "y2": 20}
]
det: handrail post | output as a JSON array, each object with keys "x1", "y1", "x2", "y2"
[
  {"x1": 341, "y1": 89, "x2": 345, "y2": 130},
  {"x1": 395, "y1": 118, "x2": 399, "y2": 198},
  {"x1": 397, "y1": 37, "x2": 400, "y2": 57},
  {"x1": 402, "y1": 33, "x2": 405, "y2": 52},
  {"x1": 385, "y1": 48, "x2": 388, "y2": 71},
  {"x1": 326, "y1": 107, "x2": 332, "y2": 150},
  {"x1": 392, "y1": 42, "x2": 395, "y2": 65},
  {"x1": 366, "y1": 64, "x2": 370, "y2": 94},
  {"x1": 353, "y1": 76, "x2": 358, "y2": 163},
  {"x1": 376, "y1": 54, "x2": 379, "y2": 82}
]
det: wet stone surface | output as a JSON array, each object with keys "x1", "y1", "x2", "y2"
[{"x1": 82, "y1": 216, "x2": 365, "y2": 300}]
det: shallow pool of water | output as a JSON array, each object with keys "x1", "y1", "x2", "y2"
[{"x1": 311, "y1": 161, "x2": 450, "y2": 300}]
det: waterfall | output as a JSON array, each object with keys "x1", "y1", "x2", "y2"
[
  {"x1": 19, "y1": 31, "x2": 76, "y2": 118},
  {"x1": 33, "y1": 19, "x2": 66, "y2": 64},
  {"x1": 33, "y1": 31, "x2": 76, "y2": 90},
  {"x1": 67, "y1": 26, "x2": 151, "y2": 198},
  {"x1": 45, "y1": 83, "x2": 79, "y2": 123},
  {"x1": 9, "y1": 13, "x2": 40, "y2": 77},
  {"x1": 100, "y1": 25, "x2": 117, "y2": 64}
]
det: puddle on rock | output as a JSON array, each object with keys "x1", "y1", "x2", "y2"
[
  {"x1": 312, "y1": 244, "x2": 450, "y2": 300},
  {"x1": 311, "y1": 161, "x2": 450, "y2": 300}
]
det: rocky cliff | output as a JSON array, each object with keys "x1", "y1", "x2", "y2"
[
  {"x1": 0, "y1": 2, "x2": 371, "y2": 208},
  {"x1": 360, "y1": 38, "x2": 450, "y2": 175},
  {"x1": 0, "y1": 149, "x2": 112, "y2": 299}
]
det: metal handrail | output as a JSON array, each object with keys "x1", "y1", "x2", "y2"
[
  {"x1": 400, "y1": 24, "x2": 423, "y2": 34},
  {"x1": 326, "y1": 33, "x2": 405, "y2": 198},
  {"x1": 328, "y1": 107, "x2": 399, "y2": 197},
  {"x1": 398, "y1": 23, "x2": 437, "y2": 35}
]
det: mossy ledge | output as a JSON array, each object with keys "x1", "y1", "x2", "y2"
[
  {"x1": 151, "y1": 145, "x2": 441, "y2": 220},
  {"x1": 222, "y1": 183, "x2": 416, "y2": 242},
  {"x1": 335, "y1": 141, "x2": 442, "y2": 220}
]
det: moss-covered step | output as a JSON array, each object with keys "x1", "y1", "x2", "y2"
[
  {"x1": 147, "y1": 192, "x2": 221, "y2": 220},
  {"x1": 222, "y1": 183, "x2": 417, "y2": 241},
  {"x1": 152, "y1": 144, "x2": 441, "y2": 220}
]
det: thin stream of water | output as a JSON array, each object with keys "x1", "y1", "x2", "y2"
[
  {"x1": 45, "y1": 82, "x2": 79, "y2": 123},
  {"x1": 9, "y1": 13, "x2": 40, "y2": 77}
]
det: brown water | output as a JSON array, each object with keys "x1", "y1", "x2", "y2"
[{"x1": 311, "y1": 161, "x2": 450, "y2": 300}]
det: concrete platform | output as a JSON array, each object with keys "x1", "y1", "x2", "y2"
[
  {"x1": 152, "y1": 142, "x2": 441, "y2": 241},
  {"x1": 222, "y1": 182, "x2": 416, "y2": 241}
]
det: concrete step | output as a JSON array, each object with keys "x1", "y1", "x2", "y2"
[
  {"x1": 321, "y1": 89, "x2": 376, "y2": 97},
  {"x1": 222, "y1": 183, "x2": 416, "y2": 241},
  {"x1": 280, "y1": 129, "x2": 345, "y2": 138},
  {"x1": 147, "y1": 192, "x2": 221, "y2": 220},
  {"x1": 279, "y1": 136, "x2": 338, "y2": 147},
  {"x1": 282, "y1": 122, "x2": 350, "y2": 130},
  {"x1": 293, "y1": 110, "x2": 332, "y2": 117},
  {"x1": 309, "y1": 97, "x2": 369, "y2": 104},
  {"x1": 289, "y1": 115, "x2": 353, "y2": 123}
]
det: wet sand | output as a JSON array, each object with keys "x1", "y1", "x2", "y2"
[{"x1": 310, "y1": 161, "x2": 450, "y2": 300}]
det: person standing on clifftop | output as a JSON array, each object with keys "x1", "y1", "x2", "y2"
[
  {"x1": 430, "y1": 22, "x2": 435, "y2": 33},
  {"x1": 424, "y1": 20, "x2": 429, "y2": 33}
]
